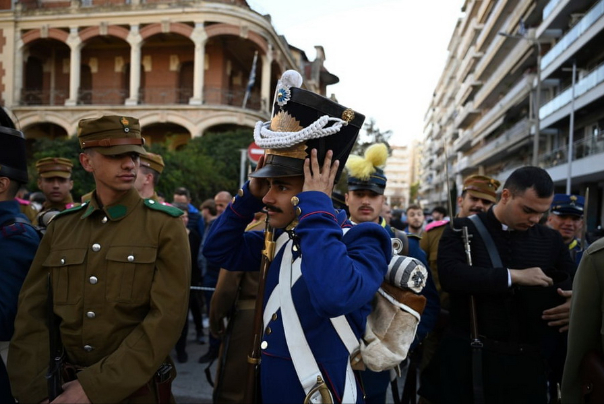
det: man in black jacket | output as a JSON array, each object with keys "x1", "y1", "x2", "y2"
[{"x1": 422, "y1": 166, "x2": 575, "y2": 403}]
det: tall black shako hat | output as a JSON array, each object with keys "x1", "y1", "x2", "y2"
[
  {"x1": 346, "y1": 143, "x2": 389, "y2": 195},
  {"x1": 250, "y1": 70, "x2": 365, "y2": 183},
  {"x1": 0, "y1": 108, "x2": 28, "y2": 183}
]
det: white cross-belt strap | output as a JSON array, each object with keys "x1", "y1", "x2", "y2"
[
  {"x1": 279, "y1": 243, "x2": 326, "y2": 399},
  {"x1": 263, "y1": 233, "x2": 294, "y2": 328},
  {"x1": 263, "y1": 230, "x2": 357, "y2": 403}
]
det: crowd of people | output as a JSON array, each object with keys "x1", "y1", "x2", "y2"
[{"x1": 0, "y1": 68, "x2": 602, "y2": 404}]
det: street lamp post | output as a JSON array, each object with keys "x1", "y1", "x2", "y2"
[
  {"x1": 499, "y1": 31, "x2": 542, "y2": 166},
  {"x1": 565, "y1": 61, "x2": 577, "y2": 194}
]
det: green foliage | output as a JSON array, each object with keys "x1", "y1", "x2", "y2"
[
  {"x1": 27, "y1": 128, "x2": 254, "y2": 206},
  {"x1": 410, "y1": 181, "x2": 420, "y2": 205},
  {"x1": 152, "y1": 128, "x2": 252, "y2": 204},
  {"x1": 352, "y1": 118, "x2": 392, "y2": 155}
]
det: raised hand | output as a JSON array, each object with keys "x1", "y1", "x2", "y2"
[
  {"x1": 302, "y1": 149, "x2": 339, "y2": 196},
  {"x1": 249, "y1": 154, "x2": 270, "y2": 200}
]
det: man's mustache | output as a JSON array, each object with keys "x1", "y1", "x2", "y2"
[{"x1": 265, "y1": 205, "x2": 283, "y2": 214}]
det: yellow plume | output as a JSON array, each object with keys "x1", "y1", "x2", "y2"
[{"x1": 346, "y1": 143, "x2": 388, "y2": 180}]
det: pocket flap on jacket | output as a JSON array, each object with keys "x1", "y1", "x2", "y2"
[
  {"x1": 106, "y1": 246, "x2": 157, "y2": 264},
  {"x1": 43, "y1": 249, "x2": 87, "y2": 267}
]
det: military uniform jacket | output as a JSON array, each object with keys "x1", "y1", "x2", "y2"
[
  {"x1": 419, "y1": 220, "x2": 450, "y2": 309},
  {"x1": 8, "y1": 187, "x2": 191, "y2": 404},
  {"x1": 438, "y1": 207, "x2": 576, "y2": 344},
  {"x1": 203, "y1": 182, "x2": 392, "y2": 404},
  {"x1": 561, "y1": 237, "x2": 604, "y2": 403}
]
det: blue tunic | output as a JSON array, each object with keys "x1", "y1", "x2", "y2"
[
  {"x1": 0, "y1": 200, "x2": 40, "y2": 341},
  {"x1": 203, "y1": 182, "x2": 392, "y2": 403},
  {"x1": 0, "y1": 200, "x2": 40, "y2": 403},
  {"x1": 568, "y1": 238, "x2": 584, "y2": 266}
]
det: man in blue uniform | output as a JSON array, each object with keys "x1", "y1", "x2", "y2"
[
  {"x1": 546, "y1": 194, "x2": 586, "y2": 265},
  {"x1": 345, "y1": 143, "x2": 439, "y2": 403},
  {"x1": 0, "y1": 108, "x2": 41, "y2": 403},
  {"x1": 203, "y1": 70, "x2": 392, "y2": 403}
]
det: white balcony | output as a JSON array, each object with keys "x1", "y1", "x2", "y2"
[{"x1": 471, "y1": 118, "x2": 531, "y2": 165}]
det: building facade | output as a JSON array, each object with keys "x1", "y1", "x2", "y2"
[
  {"x1": 0, "y1": 0, "x2": 338, "y2": 149},
  {"x1": 384, "y1": 141, "x2": 422, "y2": 209},
  {"x1": 421, "y1": 0, "x2": 604, "y2": 237}
]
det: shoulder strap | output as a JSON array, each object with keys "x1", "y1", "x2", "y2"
[{"x1": 468, "y1": 215, "x2": 502, "y2": 268}]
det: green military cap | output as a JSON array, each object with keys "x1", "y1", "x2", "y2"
[
  {"x1": 78, "y1": 115, "x2": 146, "y2": 155},
  {"x1": 140, "y1": 152, "x2": 165, "y2": 174},
  {"x1": 36, "y1": 157, "x2": 73, "y2": 179}
]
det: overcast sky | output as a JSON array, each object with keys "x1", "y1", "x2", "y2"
[{"x1": 246, "y1": 0, "x2": 463, "y2": 146}]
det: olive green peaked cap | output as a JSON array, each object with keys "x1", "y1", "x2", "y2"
[{"x1": 78, "y1": 115, "x2": 146, "y2": 155}]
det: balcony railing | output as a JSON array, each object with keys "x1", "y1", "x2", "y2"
[
  {"x1": 471, "y1": 118, "x2": 530, "y2": 164},
  {"x1": 78, "y1": 88, "x2": 129, "y2": 105},
  {"x1": 203, "y1": 87, "x2": 263, "y2": 110},
  {"x1": 540, "y1": 135, "x2": 604, "y2": 168},
  {"x1": 543, "y1": 0, "x2": 563, "y2": 21},
  {"x1": 20, "y1": 89, "x2": 69, "y2": 106},
  {"x1": 539, "y1": 60, "x2": 604, "y2": 120},
  {"x1": 19, "y1": 86, "x2": 263, "y2": 110},
  {"x1": 541, "y1": 0, "x2": 604, "y2": 70}
]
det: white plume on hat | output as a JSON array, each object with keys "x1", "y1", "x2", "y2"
[{"x1": 280, "y1": 70, "x2": 303, "y2": 89}]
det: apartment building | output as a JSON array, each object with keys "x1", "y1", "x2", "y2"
[
  {"x1": 383, "y1": 141, "x2": 422, "y2": 209},
  {"x1": 422, "y1": 0, "x2": 604, "y2": 235},
  {"x1": 0, "y1": 0, "x2": 337, "y2": 149}
]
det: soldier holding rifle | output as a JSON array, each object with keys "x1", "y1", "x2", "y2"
[
  {"x1": 421, "y1": 166, "x2": 575, "y2": 403},
  {"x1": 203, "y1": 70, "x2": 392, "y2": 403}
]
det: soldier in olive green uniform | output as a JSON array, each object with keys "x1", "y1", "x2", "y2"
[
  {"x1": 33, "y1": 157, "x2": 78, "y2": 229},
  {"x1": 134, "y1": 152, "x2": 165, "y2": 201},
  {"x1": 8, "y1": 115, "x2": 191, "y2": 404}
]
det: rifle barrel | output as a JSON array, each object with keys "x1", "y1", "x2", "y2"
[{"x1": 243, "y1": 217, "x2": 275, "y2": 403}]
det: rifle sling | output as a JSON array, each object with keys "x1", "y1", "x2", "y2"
[
  {"x1": 466, "y1": 215, "x2": 503, "y2": 404},
  {"x1": 468, "y1": 215, "x2": 502, "y2": 267}
]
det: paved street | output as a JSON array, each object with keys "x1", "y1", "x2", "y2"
[
  {"x1": 170, "y1": 317, "x2": 410, "y2": 404},
  {"x1": 171, "y1": 322, "x2": 216, "y2": 404}
]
